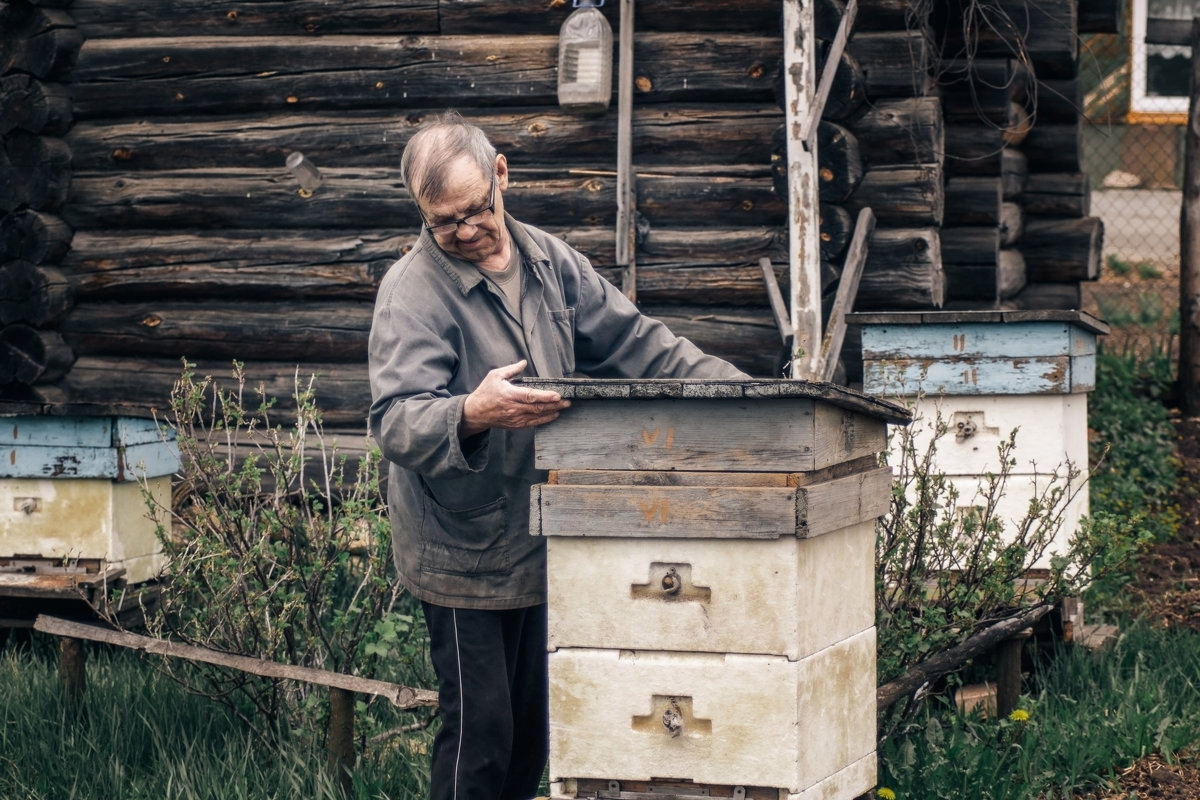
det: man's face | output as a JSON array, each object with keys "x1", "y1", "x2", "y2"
[{"x1": 419, "y1": 154, "x2": 509, "y2": 267}]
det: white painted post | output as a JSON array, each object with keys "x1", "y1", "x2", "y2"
[{"x1": 782, "y1": 0, "x2": 822, "y2": 379}]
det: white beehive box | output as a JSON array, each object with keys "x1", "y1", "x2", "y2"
[
  {"x1": 1, "y1": 416, "x2": 177, "y2": 585},
  {"x1": 850, "y1": 310, "x2": 1107, "y2": 571},
  {"x1": 525, "y1": 379, "x2": 908, "y2": 800}
]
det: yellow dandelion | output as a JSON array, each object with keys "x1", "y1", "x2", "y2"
[
  {"x1": 1009, "y1": 708, "x2": 1031, "y2": 722},
  {"x1": 877, "y1": 788, "x2": 897, "y2": 800}
]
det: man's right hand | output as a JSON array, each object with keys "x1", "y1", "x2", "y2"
[{"x1": 459, "y1": 360, "x2": 571, "y2": 438}]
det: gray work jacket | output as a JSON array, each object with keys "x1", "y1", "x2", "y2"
[{"x1": 368, "y1": 214, "x2": 746, "y2": 609}]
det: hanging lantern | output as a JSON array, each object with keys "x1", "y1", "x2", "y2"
[{"x1": 557, "y1": 0, "x2": 613, "y2": 113}]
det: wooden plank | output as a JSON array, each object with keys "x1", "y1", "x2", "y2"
[
  {"x1": 804, "y1": 0, "x2": 858, "y2": 143},
  {"x1": 0, "y1": 414, "x2": 165, "y2": 447},
  {"x1": 760, "y1": 257, "x2": 794, "y2": 344},
  {"x1": 33, "y1": 615, "x2": 438, "y2": 709},
  {"x1": 616, "y1": 0, "x2": 637, "y2": 301},
  {"x1": 818, "y1": 207, "x2": 874, "y2": 381},
  {"x1": 549, "y1": 469, "x2": 795, "y2": 487},
  {"x1": 861, "y1": 354, "x2": 1095, "y2": 395},
  {"x1": 859, "y1": 320, "x2": 1097, "y2": 359}
]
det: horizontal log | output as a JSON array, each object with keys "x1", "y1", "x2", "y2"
[
  {"x1": 69, "y1": 0, "x2": 440, "y2": 37},
  {"x1": 937, "y1": 59, "x2": 1029, "y2": 124},
  {"x1": 943, "y1": 249, "x2": 1027, "y2": 303},
  {"x1": 1031, "y1": 78, "x2": 1084, "y2": 124},
  {"x1": 816, "y1": 43, "x2": 868, "y2": 122},
  {"x1": 944, "y1": 177, "x2": 1002, "y2": 226},
  {"x1": 1021, "y1": 122, "x2": 1082, "y2": 173},
  {"x1": 0, "y1": 74, "x2": 73, "y2": 135},
  {"x1": 1021, "y1": 217, "x2": 1104, "y2": 282},
  {"x1": 636, "y1": 305, "x2": 781, "y2": 377},
  {"x1": 0, "y1": 209, "x2": 73, "y2": 263},
  {"x1": 67, "y1": 105, "x2": 785, "y2": 171},
  {"x1": 938, "y1": 0, "x2": 1078, "y2": 79},
  {"x1": 0, "y1": 4, "x2": 83, "y2": 80},
  {"x1": 1000, "y1": 202, "x2": 1024, "y2": 246},
  {"x1": 71, "y1": 33, "x2": 780, "y2": 118},
  {"x1": 0, "y1": 261, "x2": 73, "y2": 326},
  {"x1": 820, "y1": 203, "x2": 855, "y2": 261},
  {"x1": 1, "y1": 133, "x2": 72, "y2": 212},
  {"x1": 1009, "y1": 281, "x2": 1082, "y2": 311},
  {"x1": 57, "y1": 355, "x2": 373, "y2": 427},
  {"x1": 845, "y1": 97, "x2": 943, "y2": 168},
  {"x1": 1078, "y1": 0, "x2": 1124, "y2": 34},
  {"x1": 59, "y1": 301, "x2": 374, "y2": 363},
  {"x1": 943, "y1": 123, "x2": 1007, "y2": 175},
  {"x1": 1021, "y1": 173, "x2": 1091, "y2": 217},
  {"x1": 856, "y1": 227, "x2": 945, "y2": 310},
  {"x1": 439, "y1": 0, "x2": 782, "y2": 35},
  {"x1": 0, "y1": 323, "x2": 75, "y2": 385},
  {"x1": 854, "y1": 0, "x2": 932, "y2": 31},
  {"x1": 64, "y1": 169, "x2": 785, "y2": 231},
  {"x1": 940, "y1": 226, "x2": 999, "y2": 264},
  {"x1": 847, "y1": 164, "x2": 944, "y2": 226},
  {"x1": 846, "y1": 30, "x2": 934, "y2": 98},
  {"x1": 818, "y1": 122, "x2": 865, "y2": 202},
  {"x1": 596, "y1": 263, "x2": 783, "y2": 306}
]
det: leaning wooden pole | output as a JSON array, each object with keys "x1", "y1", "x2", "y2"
[{"x1": 1180, "y1": 17, "x2": 1200, "y2": 414}]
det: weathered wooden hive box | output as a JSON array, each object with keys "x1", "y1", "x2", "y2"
[
  {"x1": 525, "y1": 378, "x2": 909, "y2": 800},
  {"x1": 849, "y1": 310, "x2": 1108, "y2": 571},
  {"x1": 1, "y1": 416, "x2": 178, "y2": 588}
]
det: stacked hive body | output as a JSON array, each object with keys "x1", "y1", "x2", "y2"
[
  {"x1": 0, "y1": 416, "x2": 176, "y2": 614},
  {"x1": 851, "y1": 310, "x2": 1107, "y2": 572},
  {"x1": 527, "y1": 378, "x2": 907, "y2": 800}
]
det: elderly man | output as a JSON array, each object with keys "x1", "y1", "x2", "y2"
[{"x1": 368, "y1": 111, "x2": 746, "y2": 800}]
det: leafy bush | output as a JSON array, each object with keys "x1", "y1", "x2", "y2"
[{"x1": 133, "y1": 361, "x2": 431, "y2": 738}]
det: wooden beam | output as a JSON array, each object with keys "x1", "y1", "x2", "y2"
[
  {"x1": 818, "y1": 207, "x2": 875, "y2": 381},
  {"x1": 33, "y1": 615, "x2": 438, "y2": 709},
  {"x1": 1180, "y1": 17, "x2": 1200, "y2": 415},
  {"x1": 616, "y1": 0, "x2": 637, "y2": 301}
]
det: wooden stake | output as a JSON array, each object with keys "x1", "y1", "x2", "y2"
[
  {"x1": 1179, "y1": 17, "x2": 1200, "y2": 415},
  {"x1": 327, "y1": 687, "x2": 355, "y2": 795},
  {"x1": 59, "y1": 636, "x2": 86, "y2": 706}
]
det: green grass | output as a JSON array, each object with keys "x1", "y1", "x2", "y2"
[
  {"x1": 0, "y1": 636, "x2": 432, "y2": 799},
  {"x1": 878, "y1": 619, "x2": 1200, "y2": 799}
]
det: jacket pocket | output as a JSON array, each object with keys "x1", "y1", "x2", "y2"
[
  {"x1": 419, "y1": 491, "x2": 512, "y2": 578},
  {"x1": 547, "y1": 307, "x2": 576, "y2": 376}
]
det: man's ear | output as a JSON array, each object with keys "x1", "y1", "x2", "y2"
[{"x1": 495, "y1": 153, "x2": 510, "y2": 191}]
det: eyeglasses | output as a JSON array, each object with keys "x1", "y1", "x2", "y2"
[{"x1": 423, "y1": 177, "x2": 496, "y2": 236}]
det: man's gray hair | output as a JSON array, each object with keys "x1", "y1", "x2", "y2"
[{"x1": 401, "y1": 110, "x2": 498, "y2": 209}]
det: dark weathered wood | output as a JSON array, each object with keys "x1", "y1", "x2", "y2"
[
  {"x1": 1021, "y1": 217, "x2": 1104, "y2": 282},
  {"x1": 1022, "y1": 173, "x2": 1091, "y2": 217},
  {"x1": 637, "y1": 306, "x2": 781, "y2": 377},
  {"x1": 33, "y1": 615, "x2": 439, "y2": 709},
  {"x1": 1011, "y1": 281, "x2": 1082, "y2": 311},
  {"x1": 807, "y1": 0, "x2": 858, "y2": 138},
  {"x1": 71, "y1": 34, "x2": 780, "y2": 117},
  {"x1": 819, "y1": 207, "x2": 875, "y2": 381},
  {"x1": 943, "y1": 247, "x2": 1027, "y2": 302},
  {"x1": 1078, "y1": 0, "x2": 1124, "y2": 34},
  {"x1": 820, "y1": 203, "x2": 854, "y2": 261},
  {"x1": 0, "y1": 261, "x2": 73, "y2": 326},
  {"x1": 64, "y1": 170, "x2": 784, "y2": 231},
  {"x1": 59, "y1": 301, "x2": 373, "y2": 362},
  {"x1": 1, "y1": 133, "x2": 72, "y2": 212},
  {"x1": 595, "y1": 262, "x2": 785, "y2": 306},
  {"x1": 854, "y1": 0, "x2": 932, "y2": 31},
  {"x1": 439, "y1": 0, "x2": 781, "y2": 34},
  {"x1": 847, "y1": 164, "x2": 944, "y2": 226},
  {"x1": 846, "y1": 96, "x2": 943, "y2": 168},
  {"x1": 67, "y1": 106, "x2": 785, "y2": 171},
  {"x1": 855, "y1": 227, "x2": 945, "y2": 310},
  {"x1": 0, "y1": 5, "x2": 83, "y2": 80},
  {"x1": 944, "y1": 177, "x2": 1002, "y2": 226},
  {"x1": 938, "y1": 58, "x2": 1029, "y2": 124},
  {"x1": 1032, "y1": 78, "x2": 1084, "y2": 124},
  {"x1": 939, "y1": 0, "x2": 1077, "y2": 79},
  {"x1": 1002, "y1": 150, "x2": 1028, "y2": 199},
  {"x1": 817, "y1": 122, "x2": 864, "y2": 202},
  {"x1": 59, "y1": 636, "x2": 86, "y2": 707},
  {"x1": 846, "y1": 30, "x2": 933, "y2": 97},
  {"x1": 69, "y1": 0, "x2": 440, "y2": 37},
  {"x1": 0, "y1": 324, "x2": 75, "y2": 384},
  {"x1": 0, "y1": 209, "x2": 73, "y2": 263},
  {"x1": 1021, "y1": 122, "x2": 1083, "y2": 173},
  {"x1": 327, "y1": 687, "x2": 355, "y2": 796},
  {"x1": 943, "y1": 124, "x2": 1007, "y2": 175},
  {"x1": 57, "y1": 356, "x2": 372, "y2": 427},
  {"x1": 0, "y1": 74, "x2": 73, "y2": 135},
  {"x1": 1000, "y1": 202, "x2": 1024, "y2": 246},
  {"x1": 940, "y1": 227, "x2": 1000, "y2": 265},
  {"x1": 815, "y1": 44, "x2": 868, "y2": 122}
]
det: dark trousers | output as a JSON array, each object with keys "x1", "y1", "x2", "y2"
[{"x1": 422, "y1": 601, "x2": 549, "y2": 800}]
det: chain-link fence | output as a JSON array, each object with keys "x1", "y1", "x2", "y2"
[{"x1": 1080, "y1": 32, "x2": 1183, "y2": 359}]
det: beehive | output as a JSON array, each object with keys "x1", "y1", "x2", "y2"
[
  {"x1": 526, "y1": 378, "x2": 908, "y2": 800},
  {"x1": 850, "y1": 310, "x2": 1108, "y2": 571},
  {"x1": 1, "y1": 416, "x2": 178, "y2": 585}
]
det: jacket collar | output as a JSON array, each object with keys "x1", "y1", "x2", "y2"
[{"x1": 420, "y1": 212, "x2": 550, "y2": 296}]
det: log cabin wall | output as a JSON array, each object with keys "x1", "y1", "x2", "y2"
[{"x1": 0, "y1": 0, "x2": 1115, "y2": 424}]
